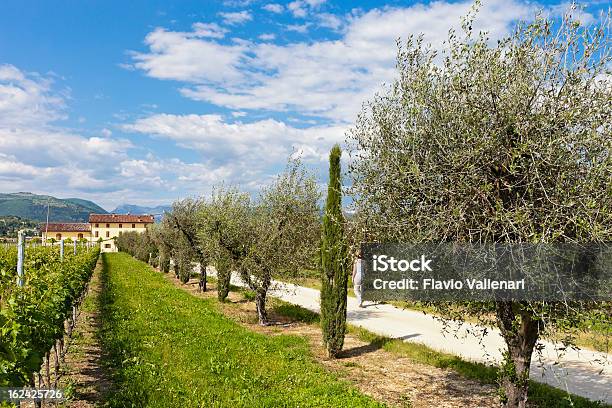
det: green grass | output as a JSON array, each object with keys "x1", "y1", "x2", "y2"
[
  {"x1": 99, "y1": 253, "x2": 383, "y2": 408},
  {"x1": 349, "y1": 325, "x2": 610, "y2": 408},
  {"x1": 348, "y1": 326, "x2": 497, "y2": 383},
  {"x1": 272, "y1": 302, "x2": 320, "y2": 324}
]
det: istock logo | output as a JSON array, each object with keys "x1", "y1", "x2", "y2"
[{"x1": 372, "y1": 254, "x2": 433, "y2": 272}]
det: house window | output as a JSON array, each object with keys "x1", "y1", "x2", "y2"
[
  {"x1": 95, "y1": 231, "x2": 99, "y2": 238},
  {"x1": 106, "y1": 231, "x2": 110, "y2": 238},
  {"x1": 119, "y1": 223, "x2": 122, "y2": 228},
  {"x1": 56, "y1": 233, "x2": 61, "y2": 240},
  {"x1": 132, "y1": 223, "x2": 136, "y2": 228},
  {"x1": 78, "y1": 233, "x2": 83, "y2": 239},
  {"x1": 105, "y1": 243, "x2": 111, "y2": 248},
  {"x1": 106, "y1": 223, "x2": 110, "y2": 228},
  {"x1": 95, "y1": 223, "x2": 99, "y2": 228}
]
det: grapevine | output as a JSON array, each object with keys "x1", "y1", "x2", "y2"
[{"x1": 0, "y1": 244, "x2": 100, "y2": 389}]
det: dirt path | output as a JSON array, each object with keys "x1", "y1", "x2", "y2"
[
  {"x1": 56, "y1": 260, "x2": 111, "y2": 408},
  {"x1": 163, "y1": 272, "x2": 497, "y2": 408}
]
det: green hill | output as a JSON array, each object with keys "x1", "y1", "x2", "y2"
[
  {"x1": 0, "y1": 192, "x2": 108, "y2": 222},
  {"x1": 0, "y1": 216, "x2": 38, "y2": 237},
  {"x1": 64, "y1": 197, "x2": 108, "y2": 214}
]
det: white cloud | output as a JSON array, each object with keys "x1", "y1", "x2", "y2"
[
  {"x1": 262, "y1": 3, "x2": 283, "y2": 13},
  {"x1": 131, "y1": 0, "x2": 535, "y2": 123},
  {"x1": 0, "y1": 65, "x2": 132, "y2": 165},
  {"x1": 288, "y1": 1, "x2": 308, "y2": 18},
  {"x1": 0, "y1": 126, "x2": 136, "y2": 202},
  {"x1": 304, "y1": 0, "x2": 326, "y2": 7},
  {"x1": 258, "y1": 33, "x2": 276, "y2": 41},
  {"x1": 117, "y1": 62, "x2": 136, "y2": 71},
  {"x1": 192, "y1": 22, "x2": 229, "y2": 38},
  {"x1": 287, "y1": 0, "x2": 326, "y2": 18},
  {"x1": 120, "y1": 113, "x2": 336, "y2": 197},
  {"x1": 223, "y1": 0, "x2": 253, "y2": 7},
  {"x1": 0, "y1": 64, "x2": 176, "y2": 207},
  {"x1": 0, "y1": 64, "x2": 66, "y2": 126},
  {"x1": 123, "y1": 114, "x2": 346, "y2": 179},
  {"x1": 548, "y1": 2, "x2": 595, "y2": 25},
  {"x1": 1, "y1": 66, "x2": 276, "y2": 209},
  {"x1": 317, "y1": 13, "x2": 343, "y2": 30},
  {"x1": 219, "y1": 10, "x2": 253, "y2": 25},
  {"x1": 285, "y1": 23, "x2": 310, "y2": 33},
  {"x1": 130, "y1": 27, "x2": 246, "y2": 83},
  {"x1": 0, "y1": 153, "x2": 50, "y2": 178}
]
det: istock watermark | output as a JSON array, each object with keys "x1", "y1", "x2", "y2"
[
  {"x1": 373, "y1": 254, "x2": 433, "y2": 272},
  {"x1": 361, "y1": 243, "x2": 612, "y2": 302}
]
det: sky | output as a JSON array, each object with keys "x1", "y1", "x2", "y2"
[{"x1": 0, "y1": 0, "x2": 606, "y2": 210}]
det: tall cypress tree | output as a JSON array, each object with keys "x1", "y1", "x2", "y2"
[{"x1": 320, "y1": 144, "x2": 349, "y2": 358}]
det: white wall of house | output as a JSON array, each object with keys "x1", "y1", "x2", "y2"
[
  {"x1": 41, "y1": 230, "x2": 92, "y2": 242},
  {"x1": 91, "y1": 222, "x2": 149, "y2": 252}
]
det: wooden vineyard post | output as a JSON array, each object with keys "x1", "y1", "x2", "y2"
[{"x1": 17, "y1": 230, "x2": 25, "y2": 287}]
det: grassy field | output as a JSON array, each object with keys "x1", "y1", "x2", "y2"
[
  {"x1": 264, "y1": 298, "x2": 610, "y2": 408},
  {"x1": 98, "y1": 252, "x2": 383, "y2": 408},
  {"x1": 278, "y1": 297, "x2": 609, "y2": 407},
  {"x1": 347, "y1": 327, "x2": 611, "y2": 408}
]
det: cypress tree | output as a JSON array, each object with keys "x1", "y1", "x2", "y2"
[{"x1": 320, "y1": 144, "x2": 349, "y2": 358}]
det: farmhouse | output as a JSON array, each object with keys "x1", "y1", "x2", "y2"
[
  {"x1": 40, "y1": 213, "x2": 154, "y2": 252},
  {"x1": 89, "y1": 213, "x2": 154, "y2": 252},
  {"x1": 40, "y1": 223, "x2": 92, "y2": 242}
]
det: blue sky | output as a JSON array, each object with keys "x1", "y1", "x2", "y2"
[{"x1": 0, "y1": 0, "x2": 605, "y2": 210}]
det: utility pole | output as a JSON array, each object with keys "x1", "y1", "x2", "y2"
[{"x1": 44, "y1": 197, "x2": 50, "y2": 246}]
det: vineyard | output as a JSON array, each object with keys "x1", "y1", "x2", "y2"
[{"x1": 0, "y1": 244, "x2": 99, "y2": 390}]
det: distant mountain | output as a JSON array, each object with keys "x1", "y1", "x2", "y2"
[
  {"x1": 63, "y1": 198, "x2": 108, "y2": 214},
  {"x1": 0, "y1": 192, "x2": 108, "y2": 222},
  {"x1": 111, "y1": 204, "x2": 171, "y2": 219}
]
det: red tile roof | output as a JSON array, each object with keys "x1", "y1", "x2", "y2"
[
  {"x1": 89, "y1": 213, "x2": 154, "y2": 223},
  {"x1": 40, "y1": 223, "x2": 91, "y2": 232}
]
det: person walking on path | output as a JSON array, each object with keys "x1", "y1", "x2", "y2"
[{"x1": 352, "y1": 251, "x2": 364, "y2": 307}]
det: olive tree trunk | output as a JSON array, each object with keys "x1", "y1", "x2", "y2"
[
  {"x1": 255, "y1": 289, "x2": 269, "y2": 326},
  {"x1": 173, "y1": 256, "x2": 180, "y2": 279},
  {"x1": 496, "y1": 301, "x2": 542, "y2": 408},
  {"x1": 198, "y1": 257, "x2": 207, "y2": 292},
  {"x1": 216, "y1": 261, "x2": 231, "y2": 301}
]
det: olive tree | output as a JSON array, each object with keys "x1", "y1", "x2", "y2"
[
  {"x1": 348, "y1": 6, "x2": 611, "y2": 408},
  {"x1": 150, "y1": 221, "x2": 174, "y2": 273},
  {"x1": 198, "y1": 187, "x2": 251, "y2": 301},
  {"x1": 240, "y1": 160, "x2": 321, "y2": 325},
  {"x1": 152, "y1": 213, "x2": 195, "y2": 282},
  {"x1": 169, "y1": 198, "x2": 210, "y2": 291},
  {"x1": 115, "y1": 230, "x2": 158, "y2": 264}
]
